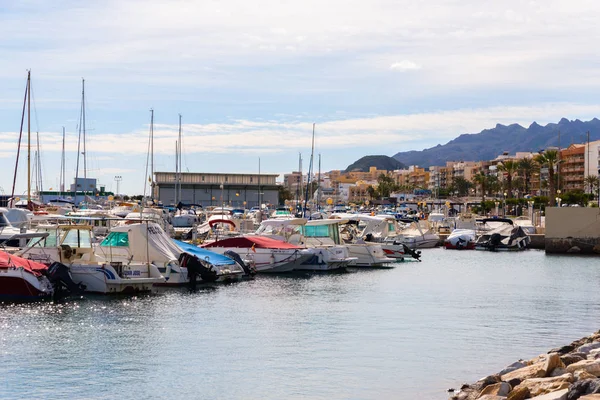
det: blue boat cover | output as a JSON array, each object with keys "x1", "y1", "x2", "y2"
[{"x1": 173, "y1": 239, "x2": 235, "y2": 266}]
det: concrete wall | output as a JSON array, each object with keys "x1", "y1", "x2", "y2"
[{"x1": 545, "y1": 207, "x2": 600, "y2": 254}]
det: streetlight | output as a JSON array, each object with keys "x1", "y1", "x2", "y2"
[
  {"x1": 503, "y1": 192, "x2": 507, "y2": 216},
  {"x1": 114, "y1": 176, "x2": 122, "y2": 197},
  {"x1": 528, "y1": 200, "x2": 535, "y2": 224},
  {"x1": 556, "y1": 189, "x2": 562, "y2": 207},
  {"x1": 494, "y1": 200, "x2": 499, "y2": 216}
]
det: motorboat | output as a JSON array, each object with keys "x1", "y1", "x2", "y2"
[
  {"x1": 0, "y1": 208, "x2": 42, "y2": 248},
  {"x1": 203, "y1": 236, "x2": 312, "y2": 273},
  {"x1": 96, "y1": 223, "x2": 248, "y2": 285},
  {"x1": 513, "y1": 216, "x2": 537, "y2": 235},
  {"x1": 328, "y1": 215, "x2": 397, "y2": 266},
  {"x1": 109, "y1": 202, "x2": 141, "y2": 218},
  {"x1": 475, "y1": 218, "x2": 530, "y2": 251},
  {"x1": 444, "y1": 229, "x2": 477, "y2": 250},
  {"x1": 0, "y1": 249, "x2": 80, "y2": 301},
  {"x1": 333, "y1": 213, "x2": 407, "y2": 261},
  {"x1": 16, "y1": 224, "x2": 165, "y2": 294},
  {"x1": 395, "y1": 219, "x2": 440, "y2": 249},
  {"x1": 255, "y1": 218, "x2": 355, "y2": 271}
]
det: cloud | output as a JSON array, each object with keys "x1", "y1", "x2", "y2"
[{"x1": 389, "y1": 61, "x2": 421, "y2": 71}]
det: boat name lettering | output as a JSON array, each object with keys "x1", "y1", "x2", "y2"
[
  {"x1": 147, "y1": 226, "x2": 161, "y2": 235},
  {"x1": 123, "y1": 270, "x2": 141, "y2": 276}
]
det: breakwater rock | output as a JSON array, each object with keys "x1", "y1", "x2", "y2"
[{"x1": 449, "y1": 330, "x2": 600, "y2": 400}]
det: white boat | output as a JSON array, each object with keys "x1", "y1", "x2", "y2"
[
  {"x1": 16, "y1": 224, "x2": 165, "y2": 294},
  {"x1": 395, "y1": 219, "x2": 440, "y2": 249},
  {"x1": 109, "y1": 202, "x2": 141, "y2": 218},
  {"x1": 475, "y1": 218, "x2": 530, "y2": 251},
  {"x1": 513, "y1": 216, "x2": 537, "y2": 235},
  {"x1": 0, "y1": 208, "x2": 41, "y2": 248},
  {"x1": 255, "y1": 218, "x2": 355, "y2": 271},
  {"x1": 96, "y1": 223, "x2": 247, "y2": 285},
  {"x1": 444, "y1": 229, "x2": 477, "y2": 250},
  {"x1": 202, "y1": 236, "x2": 312, "y2": 273},
  {"x1": 333, "y1": 213, "x2": 406, "y2": 262}
]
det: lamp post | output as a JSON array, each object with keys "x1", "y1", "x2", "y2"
[
  {"x1": 503, "y1": 192, "x2": 507, "y2": 216},
  {"x1": 556, "y1": 189, "x2": 562, "y2": 207},
  {"x1": 528, "y1": 200, "x2": 535, "y2": 224},
  {"x1": 114, "y1": 175, "x2": 122, "y2": 197},
  {"x1": 494, "y1": 200, "x2": 499, "y2": 216}
]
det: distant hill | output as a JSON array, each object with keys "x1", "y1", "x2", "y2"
[
  {"x1": 393, "y1": 118, "x2": 600, "y2": 168},
  {"x1": 344, "y1": 155, "x2": 406, "y2": 173}
]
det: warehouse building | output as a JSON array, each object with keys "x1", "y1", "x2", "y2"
[{"x1": 154, "y1": 171, "x2": 279, "y2": 208}]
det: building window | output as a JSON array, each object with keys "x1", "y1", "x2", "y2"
[
  {"x1": 225, "y1": 177, "x2": 228, "y2": 182},
  {"x1": 250, "y1": 177, "x2": 253, "y2": 183},
  {"x1": 202, "y1": 176, "x2": 205, "y2": 181}
]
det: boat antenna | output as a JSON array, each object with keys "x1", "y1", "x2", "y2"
[{"x1": 11, "y1": 71, "x2": 29, "y2": 201}]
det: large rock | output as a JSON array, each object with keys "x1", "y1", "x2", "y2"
[
  {"x1": 518, "y1": 373, "x2": 574, "y2": 397},
  {"x1": 566, "y1": 360, "x2": 600, "y2": 377},
  {"x1": 545, "y1": 354, "x2": 566, "y2": 377},
  {"x1": 499, "y1": 362, "x2": 529, "y2": 376},
  {"x1": 529, "y1": 388, "x2": 568, "y2": 399},
  {"x1": 563, "y1": 355, "x2": 586, "y2": 366},
  {"x1": 576, "y1": 371, "x2": 599, "y2": 381},
  {"x1": 503, "y1": 364, "x2": 546, "y2": 382},
  {"x1": 507, "y1": 386, "x2": 530, "y2": 400},
  {"x1": 566, "y1": 379, "x2": 600, "y2": 400},
  {"x1": 578, "y1": 343, "x2": 600, "y2": 355},
  {"x1": 579, "y1": 394, "x2": 600, "y2": 399},
  {"x1": 478, "y1": 382, "x2": 512, "y2": 398},
  {"x1": 477, "y1": 396, "x2": 507, "y2": 400}
]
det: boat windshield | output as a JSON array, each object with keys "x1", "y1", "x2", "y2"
[
  {"x1": 61, "y1": 229, "x2": 93, "y2": 248},
  {"x1": 100, "y1": 232, "x2": 129, "y2": 247},
  {"x1": 302, "y1": 224, "x2": 340, "y2": 243},
  {"x1": 0, "y1": 213, "x2": 10, "y2": 227}
]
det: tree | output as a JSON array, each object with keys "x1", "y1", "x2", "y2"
[
  {"x1": 518, "y1": 158, "x2": 536, "y2": 196},
  {"x1": 452, "y1": 177, "x2": 472, "y2": 196},
  {"x1": 278, "y1": 186, "x2": 294, "y2": 204},
  {"x1": 472, "y1": 172, "x2": 488, "y2": 203},
  {"x1": 584, "y1": 175, "x2": 599, "y2": 195},
  {"x1": 535, "y1": 149, "x2": 559, "y2": 207},
  {"x1": 497, "y1": 160, "x2": 519, "y2": 198}
]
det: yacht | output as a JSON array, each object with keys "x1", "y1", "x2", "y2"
[
  {"x1": 16, "y1": 224, "x2": 165, "y2": 294},
  {"x1": 255, "y1": 218, "x2": 355, "y2": 271}
]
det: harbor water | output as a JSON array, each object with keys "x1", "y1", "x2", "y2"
[{"x1": 1, "y1": 249, "x2": 599, "y2": 399}]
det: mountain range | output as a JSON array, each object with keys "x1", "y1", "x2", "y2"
[{"x1": 391, "y1": 118, "x2": 600, "y2": 168}]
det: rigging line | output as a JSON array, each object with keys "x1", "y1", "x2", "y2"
[{"x1": 11, "y1": 74, "x2": 29, "y2": 199}]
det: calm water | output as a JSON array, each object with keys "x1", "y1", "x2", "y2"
[{"x1": 1, "y1": 249, "x2": 599, "y2": 399}]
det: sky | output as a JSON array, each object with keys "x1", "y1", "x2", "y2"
[{"x1": 2, "y1": 0, "x2": 600, "y2": 195}]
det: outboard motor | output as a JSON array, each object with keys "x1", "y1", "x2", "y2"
[
  {"x1": 488, "y1": 233, "x2": 502, "y2": 251},
  {"x1": 456, "y1": 237, "x2": 466, "y2": 250},
  {"x1": 46, "y1": 262, "x2": 85, "y2": 301},
  {"x1": 178, "y1": 252, "x2": 218, "y2": 289},
  {"x1": 223, "y1": 250, "x2": 256, "y2": 277},
  {"x1": 402, "y1": 244, "x2": 422, "y2": 262}
]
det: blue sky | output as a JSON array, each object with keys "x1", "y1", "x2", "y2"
[{"x1": 2, "y1": 0, "x2": 600, "y2": 195}]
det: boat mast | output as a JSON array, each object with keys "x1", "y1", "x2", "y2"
[
  {"x1": 74, "y1": 78, "x2": 85, "y2": 203},
  {"x1": 10, "y1": 71, "x2": 29, "y2": 201},
  {"x1": 150, "y1": 108, "x2": 154, "y2": 203},
  {"x1": 82, "y1": 78, "x2": 87, "y2": 183},
  {"x1": 27, "y1": 71, "x2": 31, "y2": 203},
  {"x1": 317, "y1": 153, "x2": 321, "y2": 211},
  {"x1": 60, "y1": 127, "x2": 65, "y2": 192},
  {"x1": 175, "y1": 140, "x2": 178, "y2": 205},
  {"x1": 258, "y1": 157, "x2": 261, "y2": 208},
  {"x1": 178, "y1": 114, "x2": 182, "y2": 204},
  {"x1": 302, "y1": 123, "x2": 316, "y2": 218}
]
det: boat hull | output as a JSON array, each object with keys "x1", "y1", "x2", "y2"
[
  {"x1": 0, "y1": 270, "x2": 52, "y2": 301},
  {"x1": 69, "y1": 264, "x2": 165, "y2": 294}
]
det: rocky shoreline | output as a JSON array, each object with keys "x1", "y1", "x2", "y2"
[{"x1": 449, "y1": 330, "x2": 600, "y2": 400}]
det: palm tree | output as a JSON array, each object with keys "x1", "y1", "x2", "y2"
[
  {"x1": 584, "y1": 175, "x2": 599, "y2": 195},
  {"x1": 497, "y1": 160, "x2": 519, "y2": 198},
  {"x1": 472, "y1": 172, "x2": 487, "y2": 203},
  {"x1": 518, "y1": 158, "x2": 536, "y2": 196},
  {"x1": 534, "y1": 149, "x2": 559, "y2": 206}
]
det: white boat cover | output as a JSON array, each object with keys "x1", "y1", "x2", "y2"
[{"x1": 105, "y1": 223, "x2": 182, "y2": 264}]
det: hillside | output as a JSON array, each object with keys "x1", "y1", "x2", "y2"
[
  {"x1": 392, "y1": 118, "x2": 600, "y2": 167},
  {"x1": 345, "y1": 155, "x2": 405, "y2": 172}
]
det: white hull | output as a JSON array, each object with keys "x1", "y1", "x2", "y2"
[
  {"x1": 69, "y1": 263, "x2": 165, "y2": 294},
  {"x1": 203, "y1": 247, "x2": 312, "y2": 273},
  {"x1": 380, "y1": 244, "x2": 405, "y2": 260},
  {"x1": 156, "y1": 265, "x2": 245, "y2": 286},
  {"x1": 294, "y1": 246, "x2": 356, "y2": 271},
  {"x1": 346, "y1": 244, "x2": 395, "y2": 266}
]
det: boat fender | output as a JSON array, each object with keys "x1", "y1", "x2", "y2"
[{"x1": 317, "y1": 251, "x2": 323, "y2": 265}]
